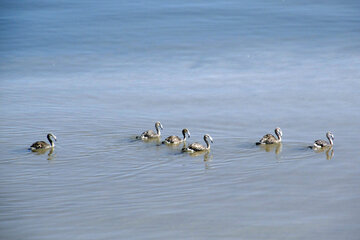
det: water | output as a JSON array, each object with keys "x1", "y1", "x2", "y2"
[{"x1": 1, "y1": 0, "x2": 360, "y2": 239}]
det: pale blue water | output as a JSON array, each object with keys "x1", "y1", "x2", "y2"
[{"x1": 1, "y1": 1, "x2": 360, "y2": 239}]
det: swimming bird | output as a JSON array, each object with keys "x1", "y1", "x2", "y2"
[
  {"x1": 162, "y1": 128, "x2": 190, "y2": 144},
  {"x1": 313, "y1": 131, "x2": 334, "y2": 148},
  {"x1": 137, "y1": 121, "x2": 163, "y2": 140},
  {"x1": 182, "y1": 134, "x2": 213, "y2": 152},
  {"x1": 256, "y1": 127, "x2": 282, "y2": 145},
  {"x1": 29, "y1": 133, "x2": 57, "y2": 150}
]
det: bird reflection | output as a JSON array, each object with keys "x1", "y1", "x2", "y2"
[
  {"x1": 47, "y1": 148, "x2": 55, "y2": 160},
  {"x1": 164, "y1": 142, "x2": 186, "y2": 149},
  {"x1": 31, "y1": 148, "x2": 55, "y2": 160},
  {"x1": 141, "y1": 137, "x2": 162, "y2": 144},
  {"x1": 188, "y1": 151, "x2": 213, "y2": 162},
  {"x1": 258, "y1": 142, "x2": 282, "y2": 155},
  {"x1": 313, "y1": 146, "x2": 334, "y2": 160}
]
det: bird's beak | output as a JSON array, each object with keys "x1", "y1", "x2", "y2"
[{"x1": 161, "y1": 124, "x2": 164, "y2": 130}]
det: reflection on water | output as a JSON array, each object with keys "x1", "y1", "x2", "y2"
[
  {"x1": 138, "y1": 137, "x2": 161, "y2": 144},
  {"x1": 258, "y1": 143, "x2": 282, "y2": 161},
  {"x1": 163, "y1": 141, "x2": 186, "y2": 150},
  {"x1": 188, "y1": 150, "x2": 213, "y2": 162},
  {"x1": 30, "y1": 148, "x2": 55, "y2": 160},
  {"x1": 258, "y1": 143, "x2": 282, "y2": 155},
  {"x1": 46, "y1": 148, "x2": 55, "y2": 161},
  {"x1": 313, "y1": 147, "x2": 335, "y2": 160}
]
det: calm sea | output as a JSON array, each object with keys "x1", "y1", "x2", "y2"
[{"x1": 1, "y1": 0, "x2": 360, "y2": 239}]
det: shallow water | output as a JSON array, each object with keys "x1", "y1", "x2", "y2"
[{"x1": 1, "y1": 0, "x2": 360, "y2": 239}]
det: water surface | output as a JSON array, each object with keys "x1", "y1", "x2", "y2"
[{"x1": 1, "y1": 0, "x2": 360, "y2": 239}]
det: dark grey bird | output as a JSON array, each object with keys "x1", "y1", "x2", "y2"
[
  {"x1": 313, "y1": 131, "x2": 334, "y2": 148},
  {"x1": 162, "y1": 128, "x2": 190, "y2": 144},
  {"x1": 29, "y1": 133, "x2": 57, "y2": 150},
  {"x1": 256, "y1": 127, "x2": 282, "y2": 145},
  {"x1": 182, "y1": 134, "x2": 213, "y2": 152},
  {"x1": 137, "y1": 121, "x2": 163, "y2": 140}
]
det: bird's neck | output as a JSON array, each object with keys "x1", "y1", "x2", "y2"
[
  {"x1": 276, "y1": 132, "x2": 282, "y2": 142},
  {"x1": 156, "y1": 126, "x2": 161, "y2": 136},
  {"x1": 183, "y1": 132, "x2": 187, "y2": 141},
  {"x1": 47, "y1": 135, "x2": 54, "y2": 147},
  {"x1": 328, "y1": 136, "x2": 333, "y2": 145},
  {"x1": 204, "y1": 138, "x2": 210, "y2": 149}
]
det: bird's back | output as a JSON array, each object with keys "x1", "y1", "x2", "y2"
[
  {"x1": 141, "y1": 130, "x2": 156, "y2": 138},
  {"x1": 164, "y1": 135, "x2": 182, "y2": 143},
  {"x1": 314, "y1": 139, "x2": 329, "y2": 148},
  {"x1": 30, "y1": 141, "x2": 49, "y2": 150},
  {"x1": 187, "y1": 142, "x2": 206, "y2": 151},
  {"x1": 258, "y1": 134, "x2": 277, "y2": 144}
]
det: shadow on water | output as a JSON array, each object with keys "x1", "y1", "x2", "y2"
[{"x1": 128, "y1": 136, "x2": 140, "y2": 143}]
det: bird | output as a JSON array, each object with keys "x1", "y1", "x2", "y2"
[
  {"x1": 162, "y1": 128, "x2": 190, "y2": 144},
  {"x1": 182, "y1": 134, "x2": 213, "y2": 152},
  {"x1": 256, "y1": 127, "x2": 282, "y2": 145},
  {"x1": 137, "y1": 121, "x2": 163, "y2": 140},
  {"x1": 313, "y1": 131, "x2": 334, "y2": 148},
  {"x1": 29, "y1": 133, "x2": 57, "y2": 151}
]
